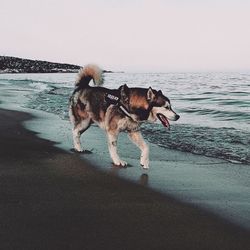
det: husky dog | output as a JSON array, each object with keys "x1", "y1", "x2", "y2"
[{"x1": 69, "y1": 65, "x2": 180, "y2": 169}]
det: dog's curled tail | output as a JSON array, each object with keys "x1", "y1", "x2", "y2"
[{"x1": 75, "y1": 64, "x2": 103, "y2": 88}]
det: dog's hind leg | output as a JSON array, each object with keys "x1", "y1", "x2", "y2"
[
  {"x1": 107, "y1": 131, "x2": 127, "y2": 167},
  {"x1": 72, "y1": 119, "x2": 91, "y2": 152},
  {"x1": 128, "y1": 131, "x2": 149, "y2": 169}
]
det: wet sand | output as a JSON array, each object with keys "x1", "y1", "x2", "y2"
[{"x1": 1, "y1": 108, "x2": 250, "y2": 249}]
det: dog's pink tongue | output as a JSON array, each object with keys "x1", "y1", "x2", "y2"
[
  {"x1": 157, "y1": 114, "x2": 170, "y2": 130},
  {"x1": 162, "y1": 116, "x2": 170, "y2": 129}
]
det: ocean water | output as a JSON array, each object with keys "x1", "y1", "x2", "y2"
[{"x1": 0, "y1": 72, "x2": 249, "y2": 164}]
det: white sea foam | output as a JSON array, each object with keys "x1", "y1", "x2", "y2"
[{"x1": 29, "y1": 81, "x2": 50, "y2": 91}]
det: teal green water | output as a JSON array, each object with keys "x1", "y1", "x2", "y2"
[{"x1": 0, "y1": 72, "x2": 249, "y2": 164}]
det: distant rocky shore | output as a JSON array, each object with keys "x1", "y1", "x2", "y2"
[{"x1": 0, "y1": 56, "x2": 81, "y2": 73}]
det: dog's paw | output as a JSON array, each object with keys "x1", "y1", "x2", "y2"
[
  {"x1": 140, "y1": 158, "x2": 149, "y2": 169},
  {"x1": 113, "y1": 159, "x2": 127, "y2": 167},
  {"x1": 140, "y1": 164, "x2": 149, "y2": 170},
  {"x1": 70, "y1": 148, "x2": 82, "y2": 153},
  {"x1": 70, "y1": 148, "x2": 92, "y2": 154}
]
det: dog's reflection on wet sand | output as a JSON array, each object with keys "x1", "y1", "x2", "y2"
[
  {"x1": 110, "y1": 165, "x2": 149, "y2": 187},
  {"x1": 139, "y1": 173, "x2": 148, "y2": 186}
]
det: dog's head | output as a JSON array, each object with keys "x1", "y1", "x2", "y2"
[
  {"x1": 120, "y1": 85, "x2": 180, "y2": 129},
  {"x1": 147, "y1": 87, "x2": 180, "y2": 129}
]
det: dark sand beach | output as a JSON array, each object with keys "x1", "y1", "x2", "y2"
[{"x1": 1, "y1": 108, "x2": 250, "y2": 249}]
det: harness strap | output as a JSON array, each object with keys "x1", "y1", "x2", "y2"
[
  {"x1": 105, "y1": 92, "x2": 135, "y2": 121},
  {"x1": 118, "y1": 104, "x2": 135, "y2": 120}
]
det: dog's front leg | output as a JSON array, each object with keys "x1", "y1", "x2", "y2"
[
  {"x1": 128, "y1": 131, "x2": 149, "y2": 169},
  {"x1": 107, "y1": 132, "x2": 127, "y2": 167}
]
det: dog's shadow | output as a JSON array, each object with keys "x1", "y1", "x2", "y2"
[{"x1": 70, "y1": 149, "x2": 149, "y2": 187}]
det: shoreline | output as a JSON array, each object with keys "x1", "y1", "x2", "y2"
[{"x1": 1, "y1": 107, "x2": 250, "y2": 249}]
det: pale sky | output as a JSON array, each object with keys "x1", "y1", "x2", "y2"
[{"x1": 1, "y1": 0, "x2": 250, "y2": 72}]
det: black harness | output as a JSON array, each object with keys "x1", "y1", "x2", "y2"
[{"x1": 104, "y1": 92, "x2": 135, "y2": 120}]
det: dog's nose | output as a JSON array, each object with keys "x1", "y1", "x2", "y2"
[{"x1": 175, "y1": 114, "x2": 180, "y2": 121}]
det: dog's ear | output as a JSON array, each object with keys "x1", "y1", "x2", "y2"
[
  {"x1": 120, "y1": 84, "x2": 129, "y2": 103},
  {"x1": 147, "y1": 87, "x2": 155, "y2": 101},
  {"x1": 157, "y1": 90, "x2": 163, "y2": 96}
]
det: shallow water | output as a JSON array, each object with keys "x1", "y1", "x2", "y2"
[{"x1": 0, "y1": 72, "x2": 249, "y2": 164}]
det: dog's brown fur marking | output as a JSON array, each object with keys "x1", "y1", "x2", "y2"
[{"x1": 129, "y1": 94, "x2": 149, "y2": 110}]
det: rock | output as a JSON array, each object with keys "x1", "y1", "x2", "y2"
[{"x1": 0, "y1": 56, "x2": 81, "y2": 73}]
